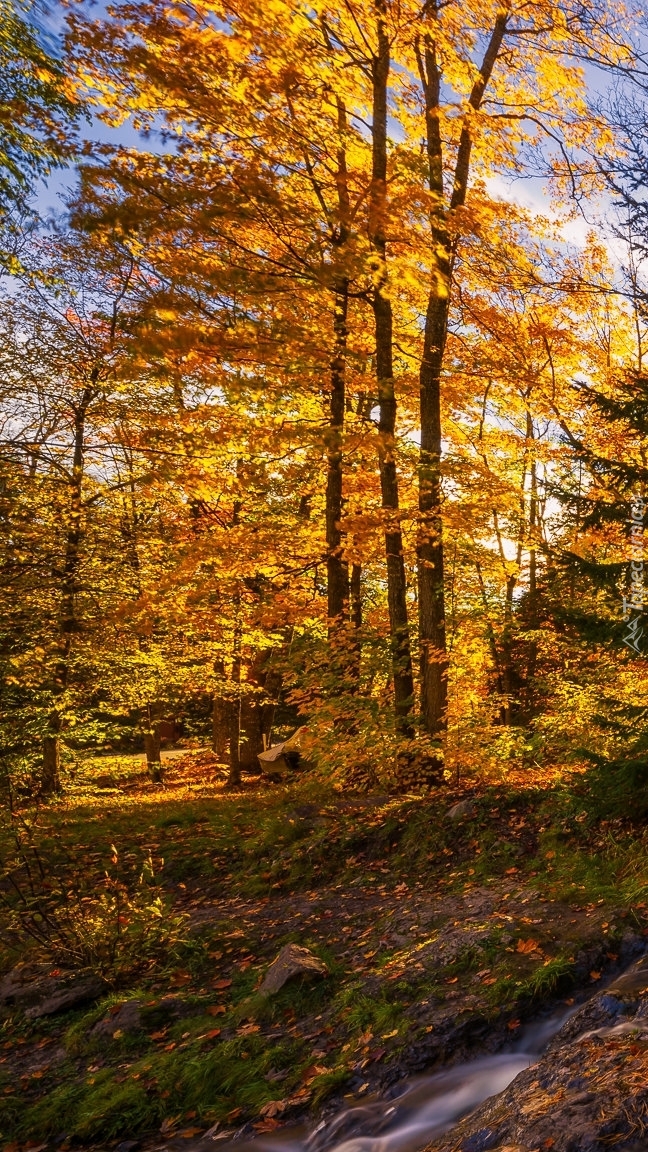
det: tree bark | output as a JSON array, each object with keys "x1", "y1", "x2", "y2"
[
  {"x1": 144, "y1": 729, "x2": 163, "y2": 782},
  {"x1": 142, "y1": 702, "x2": 164, "y2": 781},
  {"x1": 415, "y1": 6, "x2": 509, "y2": 736},
  {"x1": 326, "y1": 278, "x2": 350, "y2": 629},
  {"x1": 41, "y1": 381, "x2": 95, "y2": 795},
  {"x1": 236, "y1": 650, "x2": 279, "y2": 770},
  {"x1": 212, "y1": 657, "x2": 229, "y2": 760},
  {"x1": 228, "y1": 625, "x2": 242, "y2": 787},
  {"x1": 349, "y1": 561, "x2": 363, "y2": 687},
  {"x1": 325, "y1": 95, "x2": 353, "y2": 633},
  {"x1": 227, "y1": 483, "x2": 243, "y2": 786},
  {"x1": 42, "y1": 731, "x2": 61, "y2": 796},
  {"x1": 525, "y1": 408, "x2": 538, "y2": 713},
  {"x1": 370, "y1": 2, "x2": 415, "y2": 735}
]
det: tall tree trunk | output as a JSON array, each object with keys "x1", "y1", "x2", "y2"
[
  {"x1": 237, "y1": 650, "x2": 278, "y2": 770},
  {"x1": 144, "y1": 703, "x2": 163, "y2": 782},
  {"x1": 228, "y1": 612, "x2": 242, "y2": 787},
  {"x1": 42, "y1": 729, "x2": 61, "y2": 796},
  {"x1": 525, "y1": 408, "x2": 538, "y2": 713},
  {"x1": 326, "y1": 96, "x2": 352, "y2": 633},
  {"x1": 212, "y1": 657, "x2": 229, "y2": 761},
  {"x1": 227, "y1": 488, "x2": 243, "y2": 786},
  {"x1": 349, "y1": 561, "x2": 363, "y2": 688},
  {"x1": 415, "y1": 7, "x2": 509, "y2": 736},
  {"x1": 326, "y1": 278, "x2": 350, "y2": 630},
  {"x1": 41, "y1": 381, "x2": 95, "y2": 795},
  {"x1": 370, "y1": 2, "x2": 414, "y2": 735}
]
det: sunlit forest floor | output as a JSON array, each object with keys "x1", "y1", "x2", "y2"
[{"x1": 0, "y1": 753, "x2": 647, "y2": 1149}]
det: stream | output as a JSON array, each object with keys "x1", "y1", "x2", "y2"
[{"x1": 204, "y1": 1008, "x2": 572, "y2": 1152}]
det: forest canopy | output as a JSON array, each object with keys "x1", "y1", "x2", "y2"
[{"x1": 2, "y1": 0, "x2": 648, "y2": 803}]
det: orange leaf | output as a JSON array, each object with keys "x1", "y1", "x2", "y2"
[
  {"x1": 260, "y1": 1100, "x2": 287, "y2": 1119},
  {"x1": 516, "y1": 938, "x2": 540, "y2": 954}
]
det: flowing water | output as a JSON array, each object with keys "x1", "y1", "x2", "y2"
[{"x1": 205, "y1": 1009, "x2": 572, "y2": 1152}]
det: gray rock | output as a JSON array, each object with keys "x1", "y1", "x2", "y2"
[
  {"x1": 0, "y1": 963, "x2": 108, "y2": 1019},
  {"x1": 0, "y1": 962, "x2": 52, "y2": 1007},
  {"x1": 24, "y1": 973, "x2": 107, "y2": 1019},
  {"x1": 447, "y1": 799, "x2": 477, "y2": 821},
  {"x1": 259, "y1": 943, "x2": 328, "y2": 995},
  {"x1": 91, "y1": 999, "x2": 142, "y2": 1039}
]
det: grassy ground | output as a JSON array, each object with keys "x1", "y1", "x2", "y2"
[{"x1": 0, "y1": 750, "x2": 647, "y2": 1149}]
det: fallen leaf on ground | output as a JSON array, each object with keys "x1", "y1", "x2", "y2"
[{"x1": 516, "y1": 938, "x2": 540, "y2": 954}]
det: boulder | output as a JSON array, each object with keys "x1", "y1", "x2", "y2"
[
  {"x1": 91, "y1": 999, "x2": 142, "y2": 1039},
  {"x1": 447, "y1": 798, "x2": 477, "y2": 821},
  {"x1": 0, "y1": 963, "x2": 107, "y2": 1018},
  {"x1": 25, "y1": 974, "x2": 107, "y2": 1019},
  {"x1": 259, "y1": 944, "x2": 328, "y2": 995},
  {"x1": 0, "y1": 962, "x2": 51, "y2": 1007},
  {"x1": 258, "y1": 726, "x2": 308, "y2": 777}
]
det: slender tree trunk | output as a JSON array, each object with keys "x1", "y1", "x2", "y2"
[
  {"x1": 525, "y1": 409, "x2": 538, "y2": 712},
  {"x1": 228, "y1": 612, "x2": 242, "y2": 787},
  {"x1": 237, "y1": 650, "x2": 278, "y2": 770},
  {"x1": 42, "y1": 730, "x2": 61, "y2": 796},
  {"x1": 227, "y1": 488, "x2": 243, "y2": 787},
  {"x1": 500, "y1": 573, "x2": 517, "y2": 726},
  {"x1": 349, "y1": 561, "x2": 363, "y2": 687},
  {"x1": 415, "y1": 8, "x2": 509, "y2": 736},
  {"x1": 326, "y1": 278, "x2": 350, "y2": 630},
  {"x1": 212, "y1": 658, "x2": 229, "y2": 761},
  {"x1": 41, "y1": 382, "x2": 95, "y2": 795},
  {"x1": 475, "y1": 561, "x2": 504, "y2": 697},
  {"x1": 144, "y1": 704, "x2": 163, "y2": 783},
  {"x1": 350, "y1": 563, "x2": 362, "y2": 633},
  {"x1": 370, "y1": 3, "x2": 414, "y2": 735},
  {"x1": 418, "y1": 284, "x2": 449, "y2": 736}
]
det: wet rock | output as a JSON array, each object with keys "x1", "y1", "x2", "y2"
[
  {"x1": 259, "y1": 943, "x2": 328, "y2": 995},
  {"x1": 416, "y1": 923, "x2": 493, "y2": 969},
  {"x1": 425, "y1": 952, "x2": 648, "y2": 1152},
  {"x1": 91, "y1": 999, "x2": 142, "y2": 1039}
]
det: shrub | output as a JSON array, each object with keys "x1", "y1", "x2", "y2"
[{"x1": 0, "y1": 814, "x2": 188, "y2": 979}]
